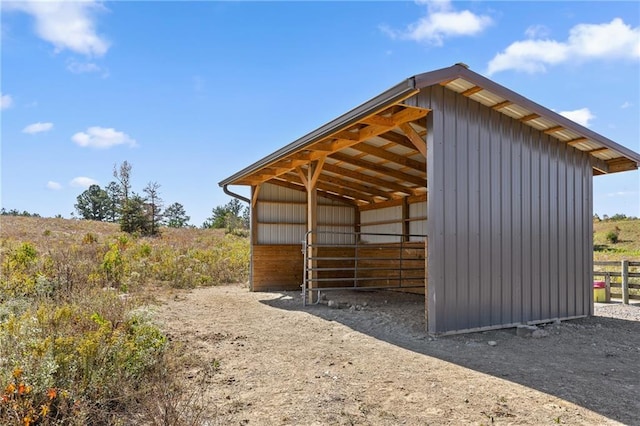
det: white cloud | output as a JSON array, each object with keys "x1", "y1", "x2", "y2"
[
  {"x1": 4, "y1": 1, "x2": 109, "y2": 57},
  {"x1": 66, "y1": 60, "x2": 101, "y2": 74},
  {"x1": 620, "y1": 101, "x2": 632, "y2": 109},
  {"x1": 23, "y1": 122, "x2": 54, "y2": 134},
  {"x1": 487, "y1": 18, "x2": 640, "y2": 75},
  {"x1": 46, "y1": 181, "x2": 62, "y2": 190},
  {"x1": 559, "y1": 108, "x2": 595, "y2": 127},
  {"x1": 70, "y1": 177, "x2": 98, "y2": 188},
  {"x1": 524, "y1": 24, "x2": 550, "y2": 39},
  {"x1": 381, "y1": 0, "x2": 492, "y2": 45},
  {"x1": 1, "y1": 93, "x2": 13, "y2": 110},
  {"x1": 71, "y1": 126, "x2": 137, "y2": 149}
]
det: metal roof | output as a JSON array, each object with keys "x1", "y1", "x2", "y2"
[{"x1": 219, "y1": 64, "x2": 640, "y2": 206}]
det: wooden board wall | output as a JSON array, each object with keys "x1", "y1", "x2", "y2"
[{"x1": 252, "y1": 245, "x2": 303, "y2": 291}]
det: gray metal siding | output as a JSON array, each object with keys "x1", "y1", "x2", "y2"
[
  {"x1": 256, "y1": 183, "x2": 355, "y2": 245},
  {"x1": 422, "y1": 86, "x2": 593, "y2": 334}
]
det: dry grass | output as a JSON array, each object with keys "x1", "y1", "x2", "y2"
[
  {"x1": 0, "y1": 216, "x2": 249, "y2": 425},
  {"x1": 593, "y1": 218, "x2": 640, "y2": 261}
]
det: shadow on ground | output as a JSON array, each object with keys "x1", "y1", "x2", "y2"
[{"x1": 261, "y1": 290, "x2": 640, "y2": 425}]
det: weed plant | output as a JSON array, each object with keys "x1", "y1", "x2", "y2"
[{"x1": 0, "y1": 216, "x2": 250, "y2": 424}]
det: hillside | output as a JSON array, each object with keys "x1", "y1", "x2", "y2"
[{"x1": 593, "y1": 218, "x2": 640, "y2": 261}]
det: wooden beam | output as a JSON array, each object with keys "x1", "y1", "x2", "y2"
[
  {"x1": 567, "y1": 137, "x2": 588, "y2": 146},
  {"x1": 519, "y1": 113, "x2": 540, "y2": 122},
  {"x1": 352, "y1": 142, "x2": 425, "y2": 171},
  {"x1": 492, "y1": 100, "x2": 512, "y2": 110},
  {"x1": 285, "y1": 172, "x2": 377, "y2": 204},
  {"x1": 461, "y1": 86, "x2": 483, "y2": 97},
  {"x1": 295, "y1": 166, "x2": 308, "y2": 188},
  {"x1": 587, "y1": 146, "x2": 609, "y2": 154},
  {"x1": 309, "y1": 156, "x2": 326, "y2": 189},
  {"x1": 378, "y1": 131, "x2": 420, "y2": 152},
  {"x1": 270, "y1": 179, "x2": 360, "y2": 206},
  {"x1": 543, "y1": 125, "x2": 564, "y2": 134},
  {"x1": 322, "y1": 163, "x2": 414, "y2": 195},
  {"x1": 399, "y1": 123, "x2": 427, "y2": 157},
  {"x1": 331, "y1": 152, "x2": 427, "y2": 187},
  {"x1": 591, "y1": 157, "x2": 610, "y2": 174},
  {"x1": 251, "y1": 184, "x2": 261, "y2": 208},
  {"x1": 606, "y1": 157, "x2": 638, "y2": 173},
  {"x1": 315, "y1": 173, "x2": 395, "y2": 199}
]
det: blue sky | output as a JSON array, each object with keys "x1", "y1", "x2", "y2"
[{"x1": 1, "y1": 1, "x2": 639, "y2": 226}]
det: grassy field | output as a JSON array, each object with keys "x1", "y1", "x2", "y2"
[
  {"x1": 593, "y1": 217, "x2": 640, "y2": 261},
  {"x1": 0, "y1": 216, "x2": 249, "y2": 425}
]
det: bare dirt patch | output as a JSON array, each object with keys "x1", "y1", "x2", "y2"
[{"x1": 154, "y1": 284, "x2": 640, "y2": 425}]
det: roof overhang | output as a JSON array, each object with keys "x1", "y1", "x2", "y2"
[{"x1": 220, "y1": 64, "x2": 640, "y2": 206}]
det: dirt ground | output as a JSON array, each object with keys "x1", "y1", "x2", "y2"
[{"x1": 154, "y1": 284, "x2": 640, "y2": 425}]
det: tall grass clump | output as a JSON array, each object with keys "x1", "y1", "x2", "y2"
[{"x1": 0, "y1": 216, "x2": 251, "y2": 424}]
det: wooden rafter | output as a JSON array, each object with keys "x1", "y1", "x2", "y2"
[
  {"x1": 519, "y1": 113, "x2": 540, "y2": 122},
  {"x1": 331, "y1": 152, "x2": 426, "y2": 187},
  {"x1": 315, "y1": 173, "x2": 395, "y2": 200},
  {"x1": 244, "y1": 104, "x2": 429, "y2": 185},
  {"x1": 543, "y1": 125, "x2": 564, "y2": 134},
  {"x1": 567, "y1": 137, "x2": 588, "y2": 146},
  {"x1": 398, "y1": 123, "x2": 427, "y2": 157},
  {"x1": 586, "y1": 146, "x2": 609, "y2": 154},
  {"x1": 322, "y1": 163, "x2": 414, "y2": 195},
  {"x1": 461, "y1": 86, "x2": 483, "y2": 97},
  {"x1": 284, "y1": 172, "x2": 377, "y2": 203},
  {"x1": 351, "y1": 142, "x2": 425, "y2": 171},
  {"x1": 492, "y1": 100, "x2": 512, "y2": 110}
]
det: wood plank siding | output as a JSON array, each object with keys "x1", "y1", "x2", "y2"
[{"x1": 412, "y1": 86, "x2": 594, "y2": 335}]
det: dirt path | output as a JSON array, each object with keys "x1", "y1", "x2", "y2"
[{"x1": 154, "y1": 284, "x2": 640, "y2": 425}]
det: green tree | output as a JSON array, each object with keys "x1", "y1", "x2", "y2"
[
  {"x1": 202, "y1": 198, "x2": 248, "y2": 232},
  {"x1": 75, "y1": 184, "x2": 110, "y2": 221},
  {"x1": 104, "y1": 181, "x2": 123, "y2": 222},
  {"x1": 164, "y1": 202, "x2": 190, "y2": 228},
  {"x1": 120, "y1": 193, "x2": 149, "y2": 234},
  {"x1": 143, "y1": 181, "x2": 163, "y2": 236}
]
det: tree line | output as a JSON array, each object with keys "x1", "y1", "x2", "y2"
[{"x1": 72, "y1": 161, "x2": 249, "y2": 236}]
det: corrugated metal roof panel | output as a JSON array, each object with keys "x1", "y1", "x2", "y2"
[{"x1": 469, "y1": 90, "x2": 505, "y2": 106}]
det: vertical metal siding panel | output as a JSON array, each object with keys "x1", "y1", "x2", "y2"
[
  {"x1": 521, "y1": 125, "x2": 532, "y2": 322},
  {"x1": 425, "y1": 86, "x2": 446, "y2": 333},
  {"x1": 530, "y1": 132, "x2": 542, "y2": 322},
  {"x1": 548, "y1": 139, "x2": 560, "y2": 319},
  {"x1": 510, "y1": 118, "x2": 523, "y2": 324},
  {"x1": 478, "y1": 103, "x2": 493, "y2": 327},
  {"x1": 573, "y1": 152, "x2": 584, "y2": 316},
  {"x1": 566, "y1": 148, "x2": 577, "y2": 317},
  {"x1": 501, "y1": 114, "x2": 513, "y2": 325},
  {"x1": 586, "y1": 157, "x2": 594, "y2": 316},
  {"x1": 467, "y1": 99, "x2": 481, "y2": 328},
  {"x1": 456, "y1": 93, "x2": 470, "y2": 329},
  {"x1": 539, "y1": 136, "x2": 551, "y2": 320},
  {"x1": 443, "y1": 88, "x2": 459, "y2": 331},
  {"x1": 557, "y1": 142, "x2": 568, "y2": 318},
  {"x1": 489, "y1": 109, "x2": 502, "y2": 326}
]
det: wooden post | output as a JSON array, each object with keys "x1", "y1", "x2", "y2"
[
  {"x1": 604, "y1": 273, "x2": 611, "y2": 302},
  {"x1": 306, "y1": 158, "x2": 324, "y2": 304},
  {"x1": 621, "y1": 260, "x2": 629, "y2": 305},
  {"x1": 402, "y1": 197, "x2": 410, "y2": 242}
]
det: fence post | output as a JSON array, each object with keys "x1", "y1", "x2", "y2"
[
  {"x1": 605, "y1": 273, "x2": 611, "y2": 302},
  {"x1": 621, "y1": 260, "x2": 629, "y2": 305}
]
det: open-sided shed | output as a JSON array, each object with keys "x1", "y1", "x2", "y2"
[{"x1": 219, "y1": 64, "x2": 640, "y2": 335}]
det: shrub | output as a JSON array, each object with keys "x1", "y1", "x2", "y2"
[{"x1": 606, "y1": 227, "x2": 620, "y2": 244}]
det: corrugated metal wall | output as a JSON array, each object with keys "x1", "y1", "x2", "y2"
[
  {"x1": 256, "y1": 183, "x2": 355, "y2": 245},
  {"x1": 409, "y1": 201, "x2": 427, "y2": 241},
  {"x1": 418, "y1": 86, "x2": 593, "y2": 335},
  {"x1": 360, "y1": 206, "x2": 402, "y2": 243}
]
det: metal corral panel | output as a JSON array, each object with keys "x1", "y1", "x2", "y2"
[
  {"x1": 419, "y1": 86, "x2": 593, "y2": 335},
  {"x1": 361, "y1": 205, "x2": 403, "y2": 243},
  {"x1": 409, "y1": 201, "x2": 427, "y2": 241}
]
